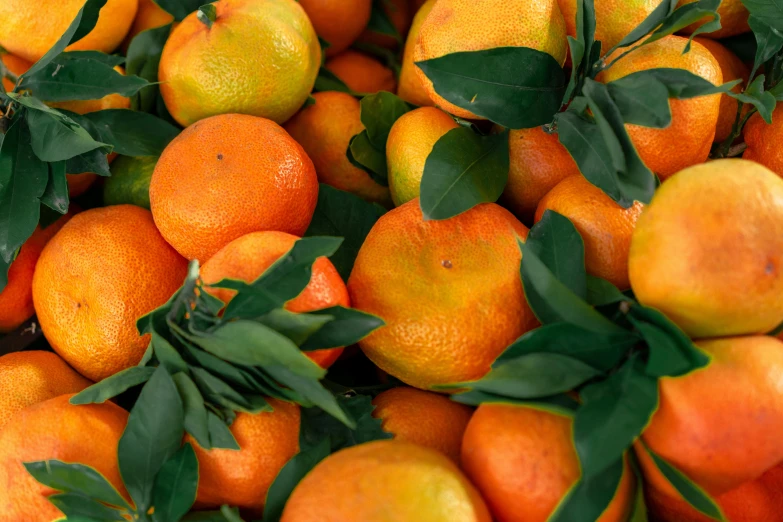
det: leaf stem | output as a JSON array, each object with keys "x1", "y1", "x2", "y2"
[{"x1": 715, "y1": 104, "x2": 756, "y2": 158}]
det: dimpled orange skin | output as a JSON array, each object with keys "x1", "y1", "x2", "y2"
[
  {"x1": 284, "y1": 91, "x2": 391, "y2": 206},
  {"x1": 628, "y1": 159, "x2": 783, "y2": 338},
  {"x1": 386, "y1": 107, "x2": 459, "y2": 206},
  {"x1": 696, "y1": 38, "x2": 750, "y2": 143},
  {"x1": 678, "y1": 0, "x2": 750, "y2": 39},
  {"x1": 371, "y1": 387, "x2": 473, "y2": 464},
  {"x1": 281, "y1": 440, "x2": 492, "y2": 522},
  {"x1": 298, "y1": 0, "x2": 372, "y2": 57},
  {"x1": 159, "y1": 0, "x2": 321, "y2": 127},
  {"x1": 744, "y1": 104, "x2": 783, "y2": 178},
  {"x1": 413, "y1": 0, "x2": 568, "y2": 120},
  {"x1": 0, "y1": 395, "x2": 128, "y2": 522},
  {"x1": 598, "y1": 36, "x2": 722, "y2": 180},
  {"x1": 461, "y1": 404, "x2": 636, "y2": 522},
  {"x1": 559, "y1": 0, "x2": 664, "y2": 52},
  {"x1": 347, "y1": 200, "x2": 537, "y2": 390},
  {"x1": 535, "y1": 175, "x2": 644, "y2": 290},
  {"x1": 121, "y1": 0, "x2": 175, "y2": 52},
  {"x1": 32, "y1": 206, "x2": 188, "y2": 382},
  {"x1": 639, "y1": 336, "x2": 783, "y2": 497},
  {"x1": 0, "y1": 352, "x2": 91, "y2": 431},
  {"x1": 150, "y1": 114, "x2": 319, "y2": 262},
  {"x1": 397, "y1": 0, "x2": 436, "y2": 107},
  {"x1": 502, "y1": 126, "x2": 581, "y2": 224},
  {"x1": 0, "y1": 210, "x2": 76, "y2": 333},
  {"x1": 358, "y1": 0, "x2": 411, "y2": 49},
  {"x1": 188, "y1": 398, "x2": 300, "y2": 515},
  {"x1": 200, "y1": 231, "x2": 350, "y2": 369},
  {"x1": 325, "y1": 50, "x2": 397, "y2": 94},
  {"x1": 0, "y1": 0, "x2": 137, "y2": 63}
]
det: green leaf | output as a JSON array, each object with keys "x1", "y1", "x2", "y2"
[
  {"x1": 119, "y1": 367, "x2": 185, "y2": 513},
  {"x1": 197, "y1": 4, "x2": 217, "y2": 28},
  {"x1": 748, "y1": 16, "x2": 783, "y2": 79},
  {"x1": 415, "y1": 47, "x2": 566, "y2": 129},
  {"x1": 562, "y1": 0, "x2": 597, "y2": 104},
  {"x1": 172, "y1": 372, "x2": 211, "y2": 449},
  {"x1": 48, "y1": 492, "x2": 125, "y2": 520},
  {"x1": 585, "y1": 275, "x2": 628, "y2": 306},
  {"x1": 47, "y1": 50, "x2": 126, "y2": 67},
  {"x1": 743, "y1": 0, "x2": 783, "y2": 32},
  {"x1": 70, "y1": 366, "x2": 156, "y2": 405},
  {"x1": 365, "y1": 0, "x2": 400, "y2": 39},
  {"x1": 78, "y1": 109, "x2": 180, "y2": 156},
  {"x1": 66, "y1": 149, "x2": 111, "y2": 177},
  {"x1": 729, "y1": 75, "x2": 777, "y2": 123},
  {"x1": 265, "y1": 366, "x2": 353, "y2": 427},
  {"x1": 151, "y1": 443, "x2": 199, "y2": 522},
  {"x1": 451, "y1": 390, "x2": 580, "y2": 415},
  {"x1": 189, "y1": 366, "x2": 272, "y2": 415},
  {"x1": 258, "y1": 308, "x2": 335, "y2": 346},
  {"x1": 304, "y1": 184, "x2": 386, "y2": 280},
  {"x1": 642, "y1": 0, "x2": 721, "y2": 50},
  {"x1": 299, "y1": 393, "x2": 390, "y2": 451},
  {"x1": 126, "y1": 23, "x2": 172, "y2": 113},
  {"x1": 629, "y1": 454, "x2": 650, "y2": 522},
  {"x1": 641, "y1": 443, "x2": 726, "y2": 521},
  {"x1": 206, "y1": 411, "x2": 239, "y2": 450},
  {"x1": 573, "y1": 354, "x2": 658, "y2": 479},
  {"x1": 154, "y1": 0, "x2": 204, "y2": 21},
  {"x1": 549, "y1": 458, "x2": 625, "y2": 522},
  {"x1": 40, "y1": 161, "x2": 69, "y2": 214},
  {"x1": 610, "y1": 0, "x2": 677, "y2": 51},
  {"x1": 419, "y1": 127, "x2": 509, "y2": 220},
  {"x1": 347, "y1": 130, "x2": 388, "y2": 184},
  {"x1": 360, "y1": 92, "x2": 412, "y2": 149},
  {"x1": 526, "y1": 210, "x2": 587, "y2": 299},
  {"x1": 23, "y1": 460, "x2": 130, "y2": 509},
  {"x1": 300, "y1": 306, "x2": 385, "y2": 351}
]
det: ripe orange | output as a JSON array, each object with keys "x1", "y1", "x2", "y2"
[
  {"x1": 325, "y1": 51, "x2": 397, "y2": 94},
  {"x1": 371, "y1": 387, "x2": 473, "y2": 464},
  {"x1": 358, "y1": 0, "x2": 412, "y2": 49},
  {"x1": 678, "y1": 0, "x2": 750, "y2": 39},
  {"x1": 502, "y1": 126, "x2": 581, "y2": 224},
  {"x1": 281, "y1": 440, "x2": 492, "y2": 522},
  {"x1": 386, "y1": 106, "x2": 459, "y2": 206},
  {"x1": 188, "y1": 398, "x2": 300, "y2": 516},
  {"x1": 32, "y1": 205, "x2": 188, "y2": 382},
  {"x1": 744, "y1": 104, "x2": 783, "y2": 178},
  {"x1": 298, "y1": 0, "x2": 373, "y2": 57},
  {"x1": 0, "y1": 0, "x2": 138, "y2": 63},
  {"x1": 461, "y1": 403, "x2": 636, "y2": 522},
  {"x1": 696, "y1": 38, "x2": 750, "y2": 143},
  {"x1": 0, "y1": 394, "x2": 128, "y2": 522},
  {"x1": 347, "y1": 199, "x2": 537, "y2": 390},
  {"x1": 628, "y1": 159, "x2": 783, "y2": 338},
  {"x1": 0, "y1": 210, "x2": 76, "y2": 333},
  {"x1": 598, "y1": 36, "x2": 722, "y2": 179},
  {"x1": 284, "y1": 91, "x2": 391, "y2": 206},
  {"x1": 121, "y1": 0, "x2": 174, "y2": 52},
  {"x1": 414, "y1": 0, "x2": 567, "y2": 119},
  {"x1": 150, "y1": 113, "x2": 319, "y2": 262},
  {"x1": 535, "y1": 175, "x2": 644, "y2": 290},
  {"x1": 397, "y1": 0, "x2": 436, "y2": 107},
  {"x1": 200, "y1": 231, "x2": 350, "y2": 368},
  {"x1": 159, "y1": 0, "x2": 321, "y2": 127},
  {"x1": 558, "y1": 0, "x2": 663, "y2": 53},
  {"x1": 639, "y1": 336, "x2": 783, "y2": 496},
  {"x1": 49, "y1": 66, "x2": 132, "y2": 115}
]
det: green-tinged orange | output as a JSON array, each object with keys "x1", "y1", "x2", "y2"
[
  {"x1": 103, "y1": 155, "x2": 159, "y2": 209},
  {"x1": 397, "y1": 0, "x2": 436, "y2": 107}
]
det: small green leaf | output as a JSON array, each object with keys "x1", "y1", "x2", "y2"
[
  {"x1": 76, "y1": 109, "x2": 180, "y2": 156},
  {"x1": 265, "y1": 366, "x2": 354, "y2": 427},
  {"x1": 70, "y1": 366, "x2": 156, "y2": 405},
  {"x1": 66, "y1": 149, "x2": 111, "y2": 177},
  {"x1": 451, "y1": 390, "x2": 580, "y2": 415},
  {"x1": 207, "y1": 411, "x2": 239, "y2": 450},
  {"x1": 126, "y1": 23, "x2": 172, "y2": 112},
  {"x1": 197, "y1": 4, "x2": 217, "y2": 28},
  {"x1": 415, "y1": 47, "x2": 566, "y2": 129},
  {"x1": 360, "y1": 92, "x2": 412, "y2": 149},
  {"x1": 549, "y1": 458, "x2": 625, "y2": 522},
  {"x1": 642, "y1": 0, "x2": 721, "y2": 51},
  {"x1": 48, "y1": 492, "x2": 125, "y2": 520},
  {"x1": 190, "y1": 366, "x2": 272, "y2": 415},
  {"x1": 347, "y1": 130, "x2": 388, "y2": 184},
  {"x1": 23, "y1": 460, "x2": 130, "y2": 509},
  {"x1": 154, "y1": 0, "x2": 203, "y2": 21},
  {"x1": 743, "y1": 0, "x2": 783, "y2": 32},
  {"x1": 748, "y1": 16, "x2": 783, "y2": 79},
  {"x1": 729, "y1": 75, "x2": 777, "y2": 123},
  {"x1": 419, "y1": 127, "x2": 509, "y2": 220},
  {"x1": 40, "y1": 161, "x2": 69, "y2": 214},
  {"x1": 257, "y1": 308, "x2": 334, "y2": 346},
  {"x1": 151, "y1": 443, "x2": 199, "y2": 522},
  {"x1": 527, "y1": 210, "x2": 588, "y2": 299},
  {"x1": 365, "y1": 0, "x2": 400, "y2": 39},
  {"x1": 299, "y1": 393, "x2": 390, "y2": 451},
  {"x1": 172, "y1": 372, "x2": 211, "y2": 449},
  {"x1": 300, "y1": 306, "x2": 384, "y2": 351},
  {"x1": 585, "y1": 275, "x2": 628, "y2": 306},
  {"x1": 609, "y1": 0, "x2": 677, "y2": 51}
]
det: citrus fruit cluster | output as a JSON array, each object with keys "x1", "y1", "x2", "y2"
[{"x1": 0, "y1": 0, "x2": 782, "y2": 521}]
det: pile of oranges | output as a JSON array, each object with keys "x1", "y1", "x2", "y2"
[{"x1": 1, "y1": 0, "x2": 783, "y2": 521}]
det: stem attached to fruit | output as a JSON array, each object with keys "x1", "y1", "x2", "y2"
[{"x1": 197, "y1": 5, "x2": 218, "y2": 29}]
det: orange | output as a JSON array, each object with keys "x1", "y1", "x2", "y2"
[
  {"x1": 0, "y1": 352, "x2": 91, "y2": 430},
  {"x1": 150, "y1": 113, "x2": 319, "y2": 262},
  {"x1": 284, "y1": 91, "x2": 391, "y2": 206},
  {"x1": 386, "y1": 106, "x2": 459, "y2": 206},
  {"x1": 32, "y1": 205, "x2": 188, "y2": 382},
  {"x1": 501, "y1": 126, "x2": 581, "y2": 224},
  {"x1": 358, "y1": 0, "x2": 412, "y2": 49},
  {"x1": 298, "y1": 0, "x2": 372, "y2": 57},
  {"x1": 0, "y1": 0, "x2": 138, "y2": 64},
  {"x1": 200, "y1": 231, "x2": 350, "y2": 368},
  {"x1": 49, "y1": 66, "x2": 131, "y2": 115},
  {"x1": 121, "y1": 0, "x2": 175, "y2": 52},
  {"x1": 0, "y1": 210, "x2": 76, "y2": 333},
  {"x1": 0, "y1": 394, "x2": 128, "y2": 522},
  {"x1": 397, "y1": 0, "x2": 436, "y2": 107},
  {"x1": 639, "y1": 336, "x2": 783, "y2": 496},
  {"x1": 559, "y1": 0, "x2": 663, "y2": 53},
  {"x1": 371, "y1": 387, "x2": 473, "y2": 464},
  {"x1": 347, "y1": 199, "x2": 537, "y2": 390},
  {"x1": 678, "y1": 0, "x2": 750, "y2": 39},
  {"x1": 325, "y1": 50, "x2": 397, "y2": 94},
  {"x1": 535, "y1": 175, "x2": 644, "y2": 290},
  {"x1": 461, "y1": 403, "x2": 636, "y2": 522},
  {"x1": 598, "y1": 36, "x2": 722, "y2": 180},
  {"x1": 159, "y1": 0, "x2": 321, "y2": 127},
  {"x1": 744, "y1": 104, "x2": 783, "y2": 178},
  {"x1": 628, "y1": 159, "x2": 783, "y2": 338},
  {"x1": 188, "y1": 398, "x2": 300, "y2": 516},
  {"x1": 414, "y1": 0, "x2": 567, "y2": 119},
  {"x1": 697, "y1": 38, "x2": 750, "y2": 143},
  {"x1": 281, "y1": 440, "x2": 491, "y2": 522}
]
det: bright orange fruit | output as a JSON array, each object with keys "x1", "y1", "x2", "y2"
[
  {"x1": 397, "y1": 0, "x2": 436, "y2": 107},
  {"x1": 298, "y1": 0, "x2": 373, "y2": 57},
  {"x1": 325, "y1": 50, "x2": 397, "y2": 94},
  {"x1": 744, "y1": 104, "x2": 783, "y2": 178}
]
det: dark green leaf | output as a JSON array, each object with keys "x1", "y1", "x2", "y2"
[
  {"x1": 365, "y1": 0, "x2": 400, "y2": 39},
  {"x1": 415, "y1": 47, "x2": 566, "y2": 128},
  {"x1": 66, "y1": 149, "x2": 111, "y2": 177},
  {"x1": 48, "y1": 50, "x2": 126, "y2": 66},
  {"x1": 23, "y1": 460, "x2": 130, "y2": 509},
  {"x1": 610, "y1": 0, "x2": 678, "y2": 51},
  {"x1": 526, "y1": 210, "x2": 587, "y2": 299},
  {"x1": 347, "y1": 130, "x2": 388, "y2": 184},
  {"x1": 79, "y1": 109, "x2": 180, "y2": 156},
  {"x1": 419, "y1": 127, "x2": 509, "y2": 220},
  {"x1": 70, "y1": 366, "x2": 156, "y2": 405},
  {"x1": 586, "y1": 275, "x2": 628, "y2": 306},
  {"x1": 729, "y1": 74, "x2": 777, "y2": 123},
  {"x1": 748, "y1": 16, "x2": 783, "y2": 78},
  {"x1": 151, "y1": 443, "x2": 199, "y2": 522},
  {"x1": 300, "y1": 306, "x2": 384, "y2": 351},
  {"x1": 299, "y1": 393, "x2": 390, "y2": 451},
  {"x1": 206, "y1": 411, "x2": 239, "y2": 450},
  {"x1": 197, "y1": 4, "x2": 217, "y2": 28},
  {"x1": 48, "y1": 492, "x2": 124, "y2": 520},
  {"x1": 265, "y1": 365, "x2": 353, "y2": 427},
  {"x1": 257, "y1": 308, "x2": 334, "y2": 346},
  {"x1": 360, "y1": 92, "x2": 411, "y2": 149},
  {"x1": 451, "y1": 390, "x2": 580, "y2": 415},
  {"x1": 643, "y1": 0, "x2": 721, "y2": 49},
  {"x1": 190, "y1": 366, "x2": 272, "y2": 414},
  {"x1": 40, "y1": 162, "x2": 69, "y2": 213},
  {"x1": 154, "y1": 0, "x2": 203, "y2": 21},
  {"x1": 126, "y1": 23, "x2": 172, "y2": 112},
  {"x1": 629, "y1": 453, "x2": 650, "y2": 522},
  {"x1": 743, "y1": 0, "x2": 783, "y2": 32},
  {"x1": 549, "y1": 458, "x2": 625, "y2": 522},
  {"x1": 172, "y1": 372, "x2": 211, "y2": 449}
]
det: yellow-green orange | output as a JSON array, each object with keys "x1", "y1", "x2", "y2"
[
  {"x1": 628, "y1": 159, "x2": 783, "y2": 338},
  {"x1": 397, "y1": 0, "x2": 436, "y2": 107},
  {"x1": 159, "y1": 0, "x2": 321, "y2": 127},
  {"x1": 386, "y1": 107, "x2": 459, "y2": 206},
  {"x1": 559, "y1": 0, "x2": 663, "y2": 52},
  {"x1": 103, "y1": 155, "x2": 159, "y2": 209}
]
